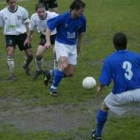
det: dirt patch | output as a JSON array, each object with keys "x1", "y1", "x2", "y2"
[
  {"x1": 0, "y1": 97, "x2": 101, "y2": 132},
  {"x1": 0, "y1": 97, "x2": 140, "y2": 133}
]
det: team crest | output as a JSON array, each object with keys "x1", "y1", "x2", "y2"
[{"x1": 17, "y1": 15, "x2": 21, "y2": 20}]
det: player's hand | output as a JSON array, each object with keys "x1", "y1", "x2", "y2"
[
  {"x1": 96, "y1": 86, "x2": 103, "y2": 102},
  {"x1": 97, "y1": 86, "x2": 101, "y2": 94},
  {"x1": 45, "y1": 42, "x2": 52, "y2": 49},
  {"x1": 24, "y1": 37, "x2": 30, "y2": 46}
]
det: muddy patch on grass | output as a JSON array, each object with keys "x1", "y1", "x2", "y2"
[
  {"x1": 0, "y1": 97, "x2": 140, "y2": 133},
  {"x1": 0, "y1": 98, "x2": 101, "y2": 132}
]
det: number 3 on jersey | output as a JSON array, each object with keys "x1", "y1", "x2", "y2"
[{"x1": 122, "y1": 61, "x2": 133, "y2": 80}]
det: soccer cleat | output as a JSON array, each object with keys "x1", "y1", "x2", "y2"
[
  {"x1": 50, "y1": 88, "x2": 58, "y2": 97},
  {"x1": 23, "y1": 65, "x2": 30, "y2": 75},
  {"x1": 43, "y1": 70, "x2": 51, "y2": 86},
  {"x1": 91, "y1": 130, "x2": 102, "y2": 140},
  {"x1": 8, "y1": 75, "x2": 16, "y2": 82},
  {"x1": 33, "y1": 70, "x2": 42, "y2": 79}
]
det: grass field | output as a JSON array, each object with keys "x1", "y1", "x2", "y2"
[{"x1": 0, "y1": 0, "x2": 140, "y2": 140}]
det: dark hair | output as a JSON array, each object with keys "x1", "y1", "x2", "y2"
[
  {"x1": 70, "y1": 0, "x2": 86, "y2": 10},
  {"x1": 113, "y1": 32, "x2": 127, "y2": 50},
  {"x1": 6, "y1": 0, "x2": 10, "y2": 2},
  {"x1": 35, "y1": 3, "x2": 45, "y2": 11}
]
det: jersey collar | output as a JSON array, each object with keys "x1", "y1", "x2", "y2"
[
  {"x1": 8, "y1": 6, "x2": 18, "y2": 13},
  {"x1": 39, "y1": 12, "x2": 47, "y2": 20}
]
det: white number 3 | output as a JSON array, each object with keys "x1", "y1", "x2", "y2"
[{"x1": 122, "y1": 61, "x2": 133, "y2": 80}]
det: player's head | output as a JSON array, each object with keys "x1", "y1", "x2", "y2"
[
  {"x1": 113, "y1": 32, "x2": 127, "y2": 50},
  {"x1": 6, "y1": 0, "x2": 17, "y2": 10},
  {"x1": 35, "y1": 3, "x2": 46, "y2": 19},
  {"x1": 70, "y1": 0, "x2": 86, "y2": 18}
]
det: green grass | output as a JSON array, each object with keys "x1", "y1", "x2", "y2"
[{"x1": 0, "y1": 0, "x2": 140, "y2": 139}]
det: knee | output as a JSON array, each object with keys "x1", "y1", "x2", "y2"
[
  {"x1": 7, "y1": 50, "x2": 14, "y2": 57},
  {"x1": 36, "y1": 55, "x2": 42, "y2": 61},
  {"x1": 101, "y1": 102, "x2": 109, "y2": 112},
  {"x1": 27, "y1": 54, "x2": 33, "y2": 61},
  {"x1": 61, "y1": 63, "x2": 69, "y2": 71}
]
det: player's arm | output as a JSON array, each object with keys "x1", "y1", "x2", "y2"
[
  {"x1": 23, "y1": 22, "x2": 32, "y2": 45},
  {"x1": 24, "y1": 29, "x2": 34, "y2": 46},
  {"x1": 25, "y1": 22, "x2": 30, "y2": 34},
  {"x1": 97, "y1": 83, "x2": 104, "y2": 94},
  {"x1": 44, "y1": 28, "x2": 52, "y2": 49},
  {"x1": 77, "y1": 33, "x2": 85, "y2": 54},
  {"x1": 0, "y1": 13, "x2": 4, "y2": 32},
  {"x1": 77, "y1": 17, "x2": 86, "y2": 54},
  {"x1": 97, "y1": 59, "x2": 111, "y2": 95},
  {"x1": 22, "y1": 8, "x2": 30, "y2": 34}
]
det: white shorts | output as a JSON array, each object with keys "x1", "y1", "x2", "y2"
[
  {"x1": 54, "y1": 41, "x2": 77, "y2": 65},
  {"x1": 104, "y1": 88, "x2": 140, "y2": 115}
]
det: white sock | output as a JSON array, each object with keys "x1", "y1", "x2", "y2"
[{"x1": 7, "y1": 56, "x2": 15, "y2": 76}]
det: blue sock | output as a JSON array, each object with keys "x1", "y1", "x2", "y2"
[
  {"x1": 53, "y1": 70, "x2": 65, "y2": 87},
  {"x1": 96, "y1": 110, "x2": 108, "y2": 137}
]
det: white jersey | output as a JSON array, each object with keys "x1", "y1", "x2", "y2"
[
  {"x1": 29, "y1": 11, "x2": 58, "y2": 35},
  {"x1": 0, "y1": 6, "x2": 30, "y2": 35}
]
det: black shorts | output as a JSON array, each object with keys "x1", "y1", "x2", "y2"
[
  {"x1": 5, "y1": 33, "x2": 32, "y2": 51},
  {"x1": 39, "y1": 34, "x2": 56, "y2": 46}
]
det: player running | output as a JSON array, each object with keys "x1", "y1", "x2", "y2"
[
  {"x1": 24, "y1": 3, "x2": 58, "y2": 79},
  {"x1": 0, "y1": 0, "x2": 33, "y2": 81}
]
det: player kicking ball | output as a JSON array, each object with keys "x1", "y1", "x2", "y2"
[{"x1": 43, "y1": 0, "x2": 86, "y2": 96}]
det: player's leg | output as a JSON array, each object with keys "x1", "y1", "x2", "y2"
[
  {"x1": 33, "y1": 45, "x2": 47, "y2": 79},
  {"x1": 63, "y1": 51, "x2": 77, "y2": 77},
  {"x1": 5, "y1": 35, "x2": 16, "y2": 81},
  {"x1": 92, "y1": 102, "x2": 109, "y2": 140},
  {"x1": 44, "y1": 44, "x2": 68, "y2": 96},
  {"x1": 49, "y1": 56, "x2": 68, "y2": 96},
  {"x1": 50, "y1": 34, "x2": 57, "y2": 71},
  {"x1": 18, "y1": 33, "x2": 33, "y2": 75},
  {"x1": 45, "y1": 35, "x2": 57, "y2": 83},
  {"x1": 49, "y1": 52, "x2": 77, "y2": 96},
  {"x1": 7, "y1": 47, "x2": 16, "y2": 81},
  {"x1": 33, "y1": 34, "x2": 48, "y2": 79},
  {"x1": 24, "y1": 48, "x2": 33, "y2": 75},
  {"x1": 53, "y1": 47, "x2": 58, "y2": 70}
]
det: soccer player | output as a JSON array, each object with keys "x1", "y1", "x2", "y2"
[
  {"x1": 0, "y1": 0, "x2": 33, "y2": 81},
  {"x1": 25, "y1": 3, "x2": 58, "y2": 79},
  {"x1": 44, "y1": 0, "x2": 86, "y2": 96},
  {"x1": 92, "y1": 32, "x2": 140, "y2": 140},
  {"x1": 38, "y1": 0, "x2": 58, "y2": 13}
]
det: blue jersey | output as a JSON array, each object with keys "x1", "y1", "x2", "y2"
[
  {"x1": 99, "y1": 50, "x2": 140, "y2": 94},
  {"x1": 47, "y1": 12, "x2": 86, "y2": 45}
]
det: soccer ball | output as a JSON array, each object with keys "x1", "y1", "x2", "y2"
[{"x1": 82, "y1": 76, "x2": 96, "y2": 90}]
